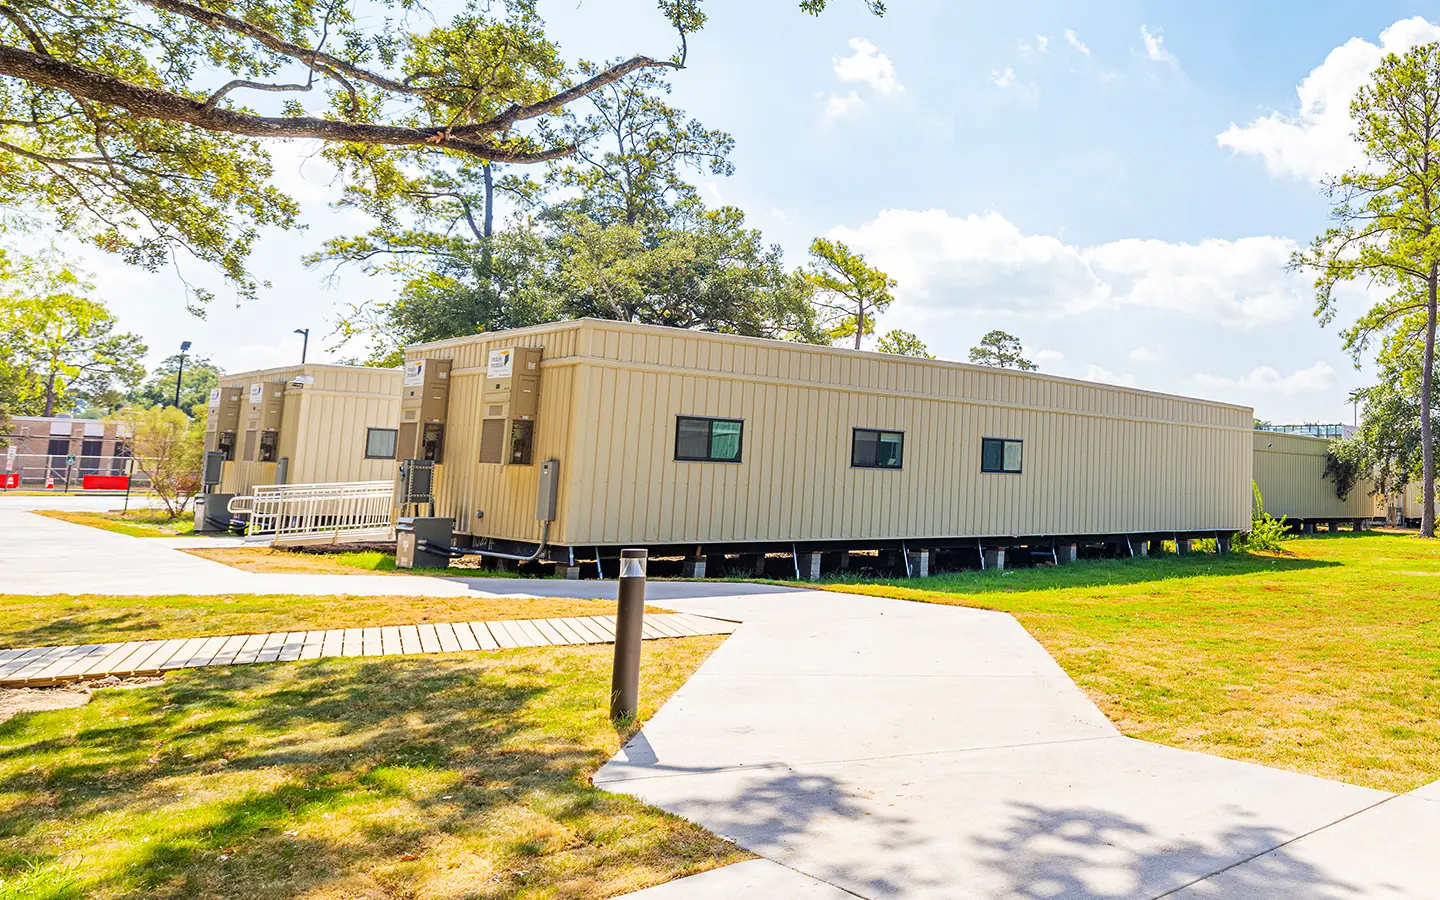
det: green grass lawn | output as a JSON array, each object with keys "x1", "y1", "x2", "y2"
[
  {"x1": 0, "y1": 638, "x2": 744, "y2": 899},
  {"x1": 0, "y1": 595, "x2": 667, "y2": 648},
  {"x1": 816, "y1": 532, "x2": 1440, "y2": 792},
  {"x1": 35, "y1": 510, "x2": 194, "y2": 538}
]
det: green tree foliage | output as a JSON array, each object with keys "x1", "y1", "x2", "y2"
[
  {"x1": 967, "y1": 330, "x2": 1038, "y2": 371},
  {"x1": 1329, "y1": 325, "x2": 1436, "y2": 506},
  {"x1": 804, "y1": 238, "x2": 896, "y2": 350},
  {"x1": 317, "y1": 65, "x2": 823, "y2": 359},
  {"x1": 1293, "y1": 43, "x2": 1440, "y2": 537},
  {"x1": 0, "y1": 0, "x2": 878, "y2": 306},
  {"x1": 109, "y1": 405, "x2": 202, "y2": 516},
  {"x1": 875, "y1": 329, "x2": 934, "y2": 358},
  {"x1": 128, "y1": 354, "x2": 225, "y2": 413},
  {"x1": 0, "y1": 255, "x2": 147, "y2": 415}
]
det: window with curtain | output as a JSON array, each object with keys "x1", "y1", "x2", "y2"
[
  {"x1": 365, "y1": 427, "x2": 399, "y2": 460},
  {"x1": 852, "y1": 428, "x2": 904, "y2": 469},
  {"x1": 981, "y1": 437, "x2": 1023, "y2": 474},
  {"x1": 675, "y1": 416, "x2": 744, "y2": 463}
]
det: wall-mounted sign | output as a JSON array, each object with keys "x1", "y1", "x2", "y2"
[
  {"x1": 487, "y1": 348, "x2": 514, "y2": 379},
  {"x1": 249, "y1": 383, "x2": 264, "y2": 404},
  {"x1": 404, "y1": 361, "x2": 425, "y2": 386},
  {"x1": 209, "y1": 387, "x2": 222, "y2": 407}
]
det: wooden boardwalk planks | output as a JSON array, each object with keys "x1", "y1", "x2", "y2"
[{"x1": 0, "y1": 613, "x2": 740, "y2": 688}]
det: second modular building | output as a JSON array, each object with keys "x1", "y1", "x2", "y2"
[
  {"x1": 402, "y1": 319, "x2": 1254, "y2": 563},
  {"x1": 206, "y1": 363, "x2": 403, "y2": 496},
  {"x1": 1251, "y1": 431, "x2": 1373, "y2": 526}
]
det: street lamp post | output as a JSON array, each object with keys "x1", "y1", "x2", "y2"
[
  {"x1": 294, "y1": 328, "x2": 309, "y2": 364},
  {"x1": 174, "y1": 340, "x2": 192, "y2": 408}
]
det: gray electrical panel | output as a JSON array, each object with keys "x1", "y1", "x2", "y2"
[
  {"x1": 201, "y1": 450, "x2": 225, "y2": 487},
  {"x1": 398, "y1": 458, "x2": 435, "y2": 504},
  {"x1": 395, "y1": 516, "x2": 453, "y2": 569},
  {"x1": 536, "y1": 459, "x2": 559, "y2": 522}
]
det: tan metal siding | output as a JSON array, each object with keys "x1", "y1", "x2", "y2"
[
  {"x1": 217, "y1": 364, "x2": 401, "y2": 493},
  {"x1": 1252, "y1": 432, "x2": 1372, "y2": 520},
  {"x1": 409, "y1": 319, "x2": 1253, "y2": 546}
]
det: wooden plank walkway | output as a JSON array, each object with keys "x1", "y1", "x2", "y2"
[{"x1": 0, "y1": 613, "x2": 739, "y2": 689}]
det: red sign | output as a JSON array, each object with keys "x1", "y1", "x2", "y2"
[
  {"x1": 82, "y1": 475, "x2": 130, "y2": 491},
  {"x1": 0, "y1": 473, "x2": 17, "y2": 489}
]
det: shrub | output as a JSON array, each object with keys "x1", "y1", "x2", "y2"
[{"x1": 1237, "y1": 482, "x2": 1290, "y2": 552}]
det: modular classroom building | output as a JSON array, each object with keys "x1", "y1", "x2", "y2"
[
  {"x1": 207, "y1": 364, "x2": 403, "y2": 496},
  {"x1": 1252, "y1": 431, "x2": 1373, "y2": 529},
  {"x1": 403, "y1": 319, "x2": 1253, "y2": 575}
]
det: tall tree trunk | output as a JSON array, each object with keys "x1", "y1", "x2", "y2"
[
  {"x1": 854, "y1": 300, "x2": 865, "y2": 350},
  {"x1": 1423, "y1": 273, "x2": 1438, "y2": 537},
  {"x1": 42, "y1": 368, "x2": 56, "y2": 416}
]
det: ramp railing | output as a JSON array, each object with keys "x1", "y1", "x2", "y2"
[{"x1": 228, "y1": 480, "x2": 395, "y2": 543}]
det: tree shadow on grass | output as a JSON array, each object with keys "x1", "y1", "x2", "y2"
[
  {"x1": 0, "y1": 649, "x2": 738, "y2": 899},
  {"x1": 0, "y1": 610, "x2": 175, "y2": 650}
]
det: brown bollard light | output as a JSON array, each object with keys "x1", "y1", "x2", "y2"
[{"x1": 610, "y1": 548, "x2": 648, "y2": 721}]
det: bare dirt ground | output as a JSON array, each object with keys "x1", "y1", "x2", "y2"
[{"x1": 0, "y1": 676, "x2": 164, "y2": 722}]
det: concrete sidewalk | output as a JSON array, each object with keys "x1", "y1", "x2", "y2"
[
  {"x1": 0, "y1": 500, "x2": 791, "y2": 602},
  {"x1": 599, "y1": 589, "x2": 1439, "y2": 899}
]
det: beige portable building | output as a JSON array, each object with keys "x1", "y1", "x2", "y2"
[
  {"x1": 207, "y1": 364, "x2": 402, "y2": 496},
  {"x1": 1252, "y1": 431, "x2": 1373, "y2": 524},
  {"x1": 403, "y1": 319, "x2": 1253, "y2": 567}
]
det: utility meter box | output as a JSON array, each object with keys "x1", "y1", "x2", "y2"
[
  {"x1": 204, "y1": 386, "x2": 244, "y2": 459},
  {"x1": 243, "y1": 380, "x2": 286, "y2": 462},
  {"x1": 399, "y1": 358, "x2": 451, "y2": 463},
  {"x1": 478, "y1": 347, "x2": 542, "y2": 466}
]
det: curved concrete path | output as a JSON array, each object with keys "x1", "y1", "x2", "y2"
[
  {"x1": 3, "y1": 496, "x2": 1437, "y2": 897},
  {"x1": 597, "y1": 589, "x2": 1439, "y2": 899}
]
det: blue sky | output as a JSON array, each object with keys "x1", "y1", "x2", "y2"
[{"x1": 68, "y1": 1, "x2": 1440, "y2": 423}]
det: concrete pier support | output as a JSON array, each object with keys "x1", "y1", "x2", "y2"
[
  {"x1": 744, "y1": 554, "x2": 768, "y2": 578},
  {"x1": 1176, "y1": 538, "x2": 1193, "y2": 555},
  {"x1": 682, "y1": 556, "x2": 708, "y2": 578},
  {"x1": 1056, "y1": 544, "x2": 1078, "y2": 565},
  {"x1": 1216, "y1": 534, "x2": 1232, "y2": 554},
  {"x1": 1132, "y1": 539, "x2": 1149, "y2": 557},
  {"x1": 906, "y1": 549, "x2": 930, "y2": 579},
  {"x1": 983, "y1": 547, "x2": 1006, "y2": 571},
  {"x1": 561, "y1": 565, "x2": 583, "y2": 580},
  {"x1": 799, "y1": 551, "x2": 822, "y2": 580},
  {"x1": 1302, "y1": 522, "x2": 1316, "y2": 536},
  {"x1": 1358, "y1": 519, "x2": 1372, "y2": 531}
]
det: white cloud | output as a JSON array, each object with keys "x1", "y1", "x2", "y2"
[
  {"x1": 833, "y1": 37, "x2": 904, "y2": 96},
  {"x1": 1020, "y1": 35, "x2": 1050, "y2": 54},
  {"x1": 1216, "y1": 17, "x2": 1440, "y2": 182},
  {"x1": 1129, "y1": 346, "x2": 1165, "y2": 363},
  {"x1": 991, "y1": 67, "x2": 1016, "y2": 89},
  {"x1": 1082, "y1": 365, "x2": 1138, "y2": 388},
  {"x1": 1140, "y1": 25, "x2": 1178, "y2": 66},
  {"x1": 1064, "y1": 29, "x2": 1091, "y2": 56},
  {"x1": 1193, "y1": 362, "x2": 1338, "y2": 395},
  {"x1": 769, "y1": 207, "x2": 789, "y2": 223},
  {"x1": 828, "y1": 209, "x2": 1309, "y2": 329},
  {"x1": 1032, "y1": 348, "x2": 1065, "y2": 363},
  {"x1": 825, "y1": 91, "x2": 865, "y2": 119}
]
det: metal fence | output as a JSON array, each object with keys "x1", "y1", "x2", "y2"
[
  {"x1": 227, "y1": 480, "x2": 396, "y2": 543},
  {"x1": 1, "y1": 453, "x2": 155, "y2": 490}
]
